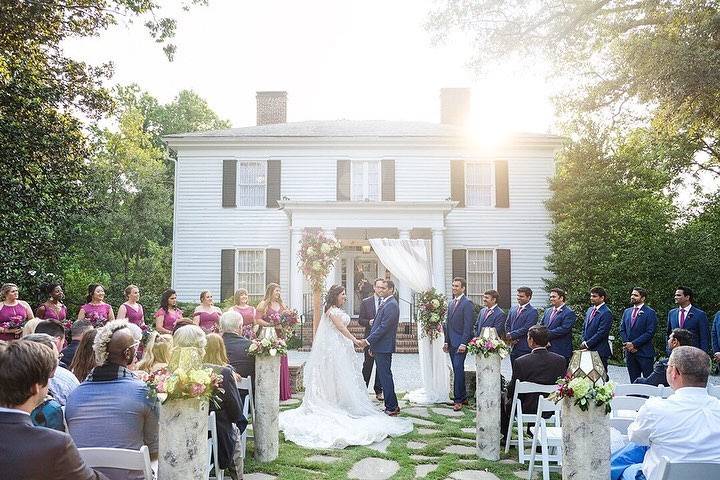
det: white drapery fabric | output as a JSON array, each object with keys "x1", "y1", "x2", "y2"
[{"x1": 368, "y1": 238, "x2": 450, "y2": 404}]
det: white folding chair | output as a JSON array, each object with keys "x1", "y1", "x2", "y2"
[
  {"x1": 207, "y1": 411, "x2": 223, "y2": 480},
  {"x1": 528, "y1": 396, "x2": 562, "y2": 480},
  {"x1": 613, "y1": 383, "x2": 662, "y2": 398},
  {"x1": 657, "y1": 455, "x2": 720, "y2": 479},
  {"x1": 78, "y1": 445, "x2": 154, "y2": 480},
  {"x1": 504, "y1": 380, "x2": 557, "y2": 464},
  {"x1": 237, "y1": 375, "x2": 254, "y2": 422},
  {"x1": 609, "y1": 395, "x2": 646, "y2": 434},
  {"x1": 707, "y1": 385, "x2": 720, "y2": 400},
  {"x1": 660, "y1": 386, "x2": 674, "y2": 398},
  {"x1": 236, "y1": 375, "x2": 254, "y2": 477}
]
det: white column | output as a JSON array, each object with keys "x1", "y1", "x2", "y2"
[
  {"x1": 323, "y1": 228, "x2": 337, "y2": 292},
  {"x1": 158, "y1": 398, "x2": 209, "y2": 478},
  {"x1": 431, "y1": 227, "x2": 446, "y2": 293},
  {"x1": 475, "y1": 353, "x2": 501, "y2": 460},
  {"x1": 398, "y1": 229, "x2": 411, "y2": 322},
  {"x1": 289, "y1": 227, "x2": 303, "y2": 311},
  {"x1": 561, "y1": 399, "x2": 611, "y2": 480},
  {"x1": 255, "y1": 355, "x2": 281, "y2": 462}
]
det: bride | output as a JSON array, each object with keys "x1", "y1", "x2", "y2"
[{"x1": 279, "y1": 284, "x2": 412, "y2": 449}]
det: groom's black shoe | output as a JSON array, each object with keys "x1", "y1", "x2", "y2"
[{"x1": 384, "y1": 407, "x2": 400, "y2": 416}]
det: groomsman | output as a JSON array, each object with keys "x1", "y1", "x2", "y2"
[
  {"x1": 358, "y1": 278, "x2": 384, "y2": 400},
  {"x1": 474, "y1": 289, "x2": 507, "y2": 338},
  {"x1": 581, "y1": 286, "x2": 613, "y2": 373},
  {"x1": 540, "y1": 288, "x2": 576, "y2": 364},
  {"x1": 712, "y1": 309, "x2": 720, "y2": 364},
  {"x1": 442, "y1": 277, "x2": 475, "y2": 411},
  {"x1": 619, "y1": 287, "x2": 658, "y2": 382},
  {"x1": 666, "y1": 286, "x2": 709, "y2": 353},
  {"x1": 504, "y1": 287, "x2": 539, "y2": 371}
]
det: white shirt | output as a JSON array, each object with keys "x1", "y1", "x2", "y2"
[
  {"x1": 0, "y1": 406, "x2": 29, "y2": 416},
  {"x1": 627, "y1": 387, "x2": 720, "y2": 479}
]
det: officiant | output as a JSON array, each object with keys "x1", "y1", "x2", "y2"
[{"x1": 358, "y1": 278, "x2": 384, "y2": 401}]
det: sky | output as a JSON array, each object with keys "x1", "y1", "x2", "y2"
[{"x1": 62, "y1": 0, "x2": 555, "y2": 139}]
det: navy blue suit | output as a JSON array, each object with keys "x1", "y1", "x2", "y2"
[
  {"x1": 619, "y1": 304, "x2": 657, "y2": 382},
  {"x1": 711, "y1": 311, "x2": 720, "y2": 356},
  {"x1": 582, "y1": 303, "x2": 613, "y2": 370},
  {"x1": 366, "y1": 295, "x2": 400, "y2": 411},
  {"x1": 358, "y1": 295, "x2": 383, "y2": 394},
  {"x1": 667, "y1": 305, "x2": 709, "y2": 353},
  {"x1": 506, "y1": 303, "x2": 539, "y2": 368},
  {"x1": 443, "y1": 295, "x2": 474, "y2": 403},
  {"x1": 540, "y1": 305, "x2": 576, "y2": 362},
  {"x1": 475, "y1": 306, "x2": 507, "y2": 338}
]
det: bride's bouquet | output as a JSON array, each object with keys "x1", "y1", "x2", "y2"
[{"x1": 416, "y1": 288, "x2": 448, "y2": 340}]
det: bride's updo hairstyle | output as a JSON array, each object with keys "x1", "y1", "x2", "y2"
[{"x1": 324, "y1": 285, "x2": 345, "y2": 313}]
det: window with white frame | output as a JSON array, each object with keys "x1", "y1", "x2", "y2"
[
  {"x1": 351, "y1": 160, "x2": 380, "y2": 201},
  {"x1": 237, "y1": 161, "x2": 266, "y2": 207},
  {"x1": 467, "y1": 249, "x2": 494, "y2": 305},
  {"x1": 236, "y1": 249, "x2": 265, "y2": 302},
  {"x1": 466, "y1": 162, "x2": 493, "y2": 206}
]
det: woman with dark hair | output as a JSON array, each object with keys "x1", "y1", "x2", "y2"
[
  {"x1": 279, "y1": 284, "x2": 412, "y2": 448},
  {"x1": 77, "y1": 284, "x2": 114, "y2": 326},
  {"x1": 154, "y1": 288, "x2": 181, "y2": 334},
  {"x1": 116, "y1": 284, "x2": 145, "y2": 328},
  {"x1": 35, "y1": 283, "x2": 68, "y2": 323},
  {"x1": 256, "y1": 283, "x2": 292, "y2": 400},
  {"x1": 70, "y1": 329, "x2": 98, "y2": 382},
  {"x1": 0, "y1": 283, "x2": 35, "y2": 340}
]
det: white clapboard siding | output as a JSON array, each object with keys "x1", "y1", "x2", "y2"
[
  {"x1": 282, "y1": 157, "x2": 336, "y2": 201},
  {"x1": 395, "y1": 157, "x2": 450, "y2": 201}
]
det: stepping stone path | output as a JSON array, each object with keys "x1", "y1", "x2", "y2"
[
  {"x1": 306, "y1": 455, "x2": 340, "y2": 464},
  {"x1": 461, "y1": 427, "x2": 475, "y2": 434},
  {"x1": 367, "y1": 438, "x2": 391, "y2": 453},
  {"x1": 447, "y1": 470, "x2": 500, "y2": 480},
  {"x1": 408, "y1": 441, "x2": 428, "y2": 450},
  {"x1": 244, "y1": 474, "x2": 277, "y2": 480},
  {"x1": 417, "y1": 428, "x2": 438, "y2": 435},
  {"x1": 348, "y1": 458, "x2": 400, "y2": 480},
  {"x1": 442, "y1": 445, "x2": 477, "y2": 456},
  {"x1": 415, "y1": 464, "x2": 439, "y2": 478},
  {"x1": 514, "y1": 470, "x2": 538, "y2": 479},
  {"x1": 499, "y1": 459, "x2": 519, "y2": 465},
  {"x1": 432, "y1": 408, "x2": 465, "y2": 417},
  {"x1": 447, "y1": 418, "x2": 462, "y2": 423},
  {"x1": 407, "y1": 417, "x2": 437, "y2": 427},
  {"x1": 405, "y1": 407, "x2": 432, "y2": 418},
  {"x1": 279, "y1": 398, "x2": 300, "y2": 406},
  {"x1": 410, "y1": 455, "x2": 440, "y2": 461},
  {"x1": 450, "y1": 437, "x2": 476, "y2": 445}
]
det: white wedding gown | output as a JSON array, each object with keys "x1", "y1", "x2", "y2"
[{"x1": 279, "y1": 307, "x2": 413, "y2": 449}]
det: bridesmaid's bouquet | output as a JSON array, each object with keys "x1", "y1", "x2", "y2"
[
  {"x1": 279, "y1": 309, "x2": 300, "y2": 339},
  {"x1": 241, "y1": 323, "x2": 257, "y2": 340},
  {"x1": 416, "y1": 288, "x2": 447, "y2": 340},
  {"x1": 85, "y1": 312, "x2": 107, "y2": 328},
  {"x1": 1, "y1": 315, "x2": 25, "y2": 331}
]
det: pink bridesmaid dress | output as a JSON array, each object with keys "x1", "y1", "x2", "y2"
[
  {"x1": 194, "y1": 310, "x2": 220, "y2": 333},
  {"x1": 122, "y1": 303, "x2": 145, "y2": 327},
  {"x1": 0, "y1": 303, "x2": 28, "y2": 341},
  {"x1": 258, "y1": 304, "x2": 292, "y2": 401},
  {"x1": 155, "y1": 307, "x2": 182, "y2": 332}
]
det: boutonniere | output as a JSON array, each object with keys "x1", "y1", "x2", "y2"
[{"x1": 638, "y1": 311, "x2": 645, "y2": 316}]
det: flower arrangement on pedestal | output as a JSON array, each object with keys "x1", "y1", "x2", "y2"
[
  {"x1": 549, "y1": 374, "x2": 615, "y2": 413},
  {"x1": 143, "y1": 366, "x2": 224, "y2": 405},
  {"x1": 467, "y1": 334, "x2": 510, "y2": 358},
  {"x1": 416, "y1": 288, "x2": 447, "y2": 340},
  {"x1": 248, "y1": 337, "x2": 288, "y2": 357},
  {"x1": 297, "y1": 229, "x2": 342, "y2": 335}
]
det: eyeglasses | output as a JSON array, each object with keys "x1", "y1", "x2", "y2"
[{"x1": 125, "y1": 341, "x2": 141, "y2": 353}]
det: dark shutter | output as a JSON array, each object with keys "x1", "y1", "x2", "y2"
[
  {"x1": 265, "y1": 248, "x2": 280, "y2": 286},
  {"x1": 495, "y1": 160, "x2": 509, "y2": 208},
  {"x1": 220, "y1": 249, "x2": 235, "y2": 301},
  {"x1": 451, "y1": 249, "x2": 467, "y2": 281},
  {"x1": 450, "y1": 160, "x2": 465, "y2": 207},
  {"x1": 381, "y1": 159, "x2": 395, "y2": 201},
  {"x1": 222, "y1": 160, "x2": 237, "y2": 207},
  {"x1": 336, "y1": 160, "x2": 351, "y2": 201},
  {"x1": 266, "y1": 160, "x2": 281, "y2": 208},
  {"x1": 496, "y1": 249, "x2": 511, "y2": 310}
]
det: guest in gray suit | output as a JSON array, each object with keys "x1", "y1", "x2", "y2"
[{"x1": 220, "y1": 310, "x2": 255, "y2": 381}]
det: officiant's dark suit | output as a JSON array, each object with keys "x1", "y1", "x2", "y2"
[
  {"x1": 365, "y1": 281, "x2": 400, "y2": 414},
  {"x1": 443, "y1": 278, "x2": 475, "y2": 408},
  {"x1": 358, "y1": 292, "x2": 383, "y2": 396}
]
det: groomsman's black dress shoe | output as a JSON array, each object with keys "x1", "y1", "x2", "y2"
[{"x1": 384, "y1": 407, "x2": 400, "y2": 416}]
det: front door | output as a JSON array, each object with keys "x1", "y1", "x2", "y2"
[{"x1": 353, "y1": 257, "x2": 378, "y2": 316}]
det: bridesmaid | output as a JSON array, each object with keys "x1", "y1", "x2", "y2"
[
  {"x1": 256, "y1": 283, "x2": 292, "y2": 401},
  {"x1": 0, "y1": 283, "x2": 34, "y2": 340},
  {"x1": 192, "y1": 290, "x2": 222, "y2": 333},
  {"x1": 35, "y1": 283, "x2": 67, "y2": 323},
  {"x1": 154, "y1": 288, "x2": 182, "y2": 334},
  {"x1": 117, "y1": 284, "x2": 145, "y2": 328},
  {"x1": 230, "y1": 288, "x2": 256, "y2": 330},
  {"x1": 77, "y1": 284, "x2": 115, "y2": 325}
]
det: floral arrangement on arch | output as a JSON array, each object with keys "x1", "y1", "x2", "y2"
[
  {"x1": 549, "y1": 374, "x2": 615, "y2": 414},
  {"x1": 298, "y1": 230, "x2": 343, "y2": 289},
  {"x1": 416, "y1": 289, "x2": 447, "y2": 340},
  {"x1": 141, "y1": 366, "x2": 224, "y2": 406},
  {"x1": 248, "y1": 336, "x2": 288, "y2": 357},
  {"x1": 467, "y1": 335, "x2": 510, "y2": 358}
]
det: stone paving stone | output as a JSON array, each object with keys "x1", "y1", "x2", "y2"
[
  {"x1": 367, "y1": 438, "x2": 391, "y2": 453},
  {"x1": 405, "y1": 407, "x2": 432, "y2": 418},
  {"x1": 410, "y1": 455, "x2": 439, "y2": 461},
  {"x1": 280, "y1": 398, "x2": 300, "y2": 406},
  {"x1": 407, "y1": 417, "x2": 437, "y2": 427},
  {"x1": 306, "y1": 454, "x2": 340, "y2": 464},
  {"x1": 461, "y1": 427, "x2": 475, "y2": 434},
  {"x1": 447, "y1": 418, "x2": 462, "y2": 423},
  {"x1": 442, "y1": 445, "x2": 477, "y2": 455},
  {"x1": 448, "y1": 470, "x2": 501, "y2": 480},
  {"x1": 347, "y1": 458, "x2": 401, "y2": 480},
  {"x1": 415, "y1": 464, "x2": 439, "y2": 478},
  {"x1": 513, "y1": 470, "x2": 538, "y2": 479},
  {"x1": 499, "y1": 459, "x2": 519, "y2": 465},
  {"x1": 432, "y1": 407, "x2": 465, "y2": 417},
  {"x1": 417, "y1": 427, "x2": 439, "y2": 435},
  {"x1": 243, "y1": 474, "x2": 277, "y2": 480},
  {"x1": 449, "y1": 437, "x2": 475, "y2": 445},
  {"x1": 408, "y1": 441, "x2": 428, "y2": 450}
]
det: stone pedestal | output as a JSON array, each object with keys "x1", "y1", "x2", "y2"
[
  {"x1": 289, "y1": 362, "x2": 305, "y2": 392},
  {"x1": 475, "y1": 353, "x2": 501, "y2": 460},
  {"x1": 158, "y1": 398, "x2": 209, "y2": 480},
  {"x1": 255, "y1": 354, "x2": 281, "y2": 462},
  {"x1": 561, "y1": 398, "x2": 611, "y2": 480}
]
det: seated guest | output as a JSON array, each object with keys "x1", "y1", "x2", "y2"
[
  {"x1": 21, "y1": 334, "x2": 67, "y2": 431},
  {"x1": 65, "y1": 320, "x2": 159, "y2": 480},
  {"x1": 171, "y1": 317, "x2": 195, "y2": 334},
  {"x1": 501, "y1": 325, "x2": 567, "y2": 442},
  {"x1": 136, "y1": 332, "x2": 172, "y2": 373},
  {"x1": 61, "y1": 319, "x2": 93, "y2": 367},
  {"x1": 0, "y1": 340, "x2": 107, "y2": 480},
  {"x1": 612, "y1": 346, "x2": 720, "y2": 480},
  {"x1": 204, "y1": 332, "x2": 230, "y2": 366},
  {"x1": 69, "y1": 329, "x2": 98, "y2": 382},
  {"x1": 634, "y1": 328, "x2": 693, "y2": 387},
  {"x1": 175, "y1": 325, "x2": 245, "y2": 480},
  {"x1": 221, "y1": 310, "x2": 255, "y2": 380},
  {"x1": 26, "y1": 325, "x2": 79, "y2": 405}
]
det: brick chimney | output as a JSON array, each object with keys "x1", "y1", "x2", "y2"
[
  {"x1": 440, "y1": 88, "x2": 471, "y2": 126},
  {"x1": 256, "y1": 91, "x2": 287, "y2": 125}
]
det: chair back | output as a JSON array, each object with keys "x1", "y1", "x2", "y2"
[
  {"x1": 237, "y1": 375, "x2": 254, "y2": 421},
  {"x1": 657, "y1": 456, "x2": 720, "y2": 479},
  {"x1": 707, "y1": 385, "x2": 720, "y2": 400},
  {"x1": 660, "y1": 386, "x2": 674, "y2": 398},
  {"x1": 78, "y1": 446, "x2": 153, "y2": 480},
  {"x1": 536, "y1": 396, "x2": 561, "y2": 424},
  {"x1": 610, "y1": 395, "x2": 647, "y2": 414},
  {"x1": 614, "y1": 384, "x2": 662, "y2": 397},
  {"x1": 516, "y1": 381, "x2": 558, "y2": 395},
  {"x1": 207, "y1": 411, "x2": 222, "y2": 480}
]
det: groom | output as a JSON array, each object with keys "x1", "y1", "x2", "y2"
[{"x1": 363, "y1": 279, "x2": 401, "y2": 416}]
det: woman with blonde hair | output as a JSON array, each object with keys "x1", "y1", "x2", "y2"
[
  {"x1": 193, "y1": 290, "x2": 223, "y2": 333},
  {"x1": 136, "y1": 332, "x2": 173, "y2": 373},
  {"x1": 255, "y1": 283, "x2": 291, "y2": 401},
  {"x1": 117, "y1": 284, "x2": 145, "y2": 328},
  {"x1": 203, "y1": 333, "x2": 229, "y2": 366},
  {"x1": 230, "y1": 288, "x2": 256, "y2": 330},
  {"x1": 0, "y1": 283, "x2": 34, "y2": 340}
]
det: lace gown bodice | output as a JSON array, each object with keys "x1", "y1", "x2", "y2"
[{"x1": 279, "y1": 306, "x2": 412, "y2": 449}]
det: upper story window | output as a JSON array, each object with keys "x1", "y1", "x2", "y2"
[
  {"x1": 351, "y1": 160, "x2": 380, "y2": 201},
  {"x1": 465, "y1": 162, "x2": 493, "y2": 207},
  {"x1": 236, "y1": 249, "x2": 265, "y2": 303},
  {"x1": 467, "y1": 249, "x2": 494, "y2": 305},
  {"x1": 237, "y1": 161, "x2": 266, "y2": 207}
]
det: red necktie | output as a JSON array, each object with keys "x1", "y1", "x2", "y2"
[
  {"x1": 589, "y1": 307, "x2": 598, "y2": 323},
  {"x1": 631, "y1": 307, "x2": 640, "y2": 327},
  {"x1": 680, "y1": 308, "x2": 686, "y2": 328}
]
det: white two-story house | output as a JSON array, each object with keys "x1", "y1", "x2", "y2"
[{"x1": 164, "y1": 89, "x2": 562, "y2": 321}]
